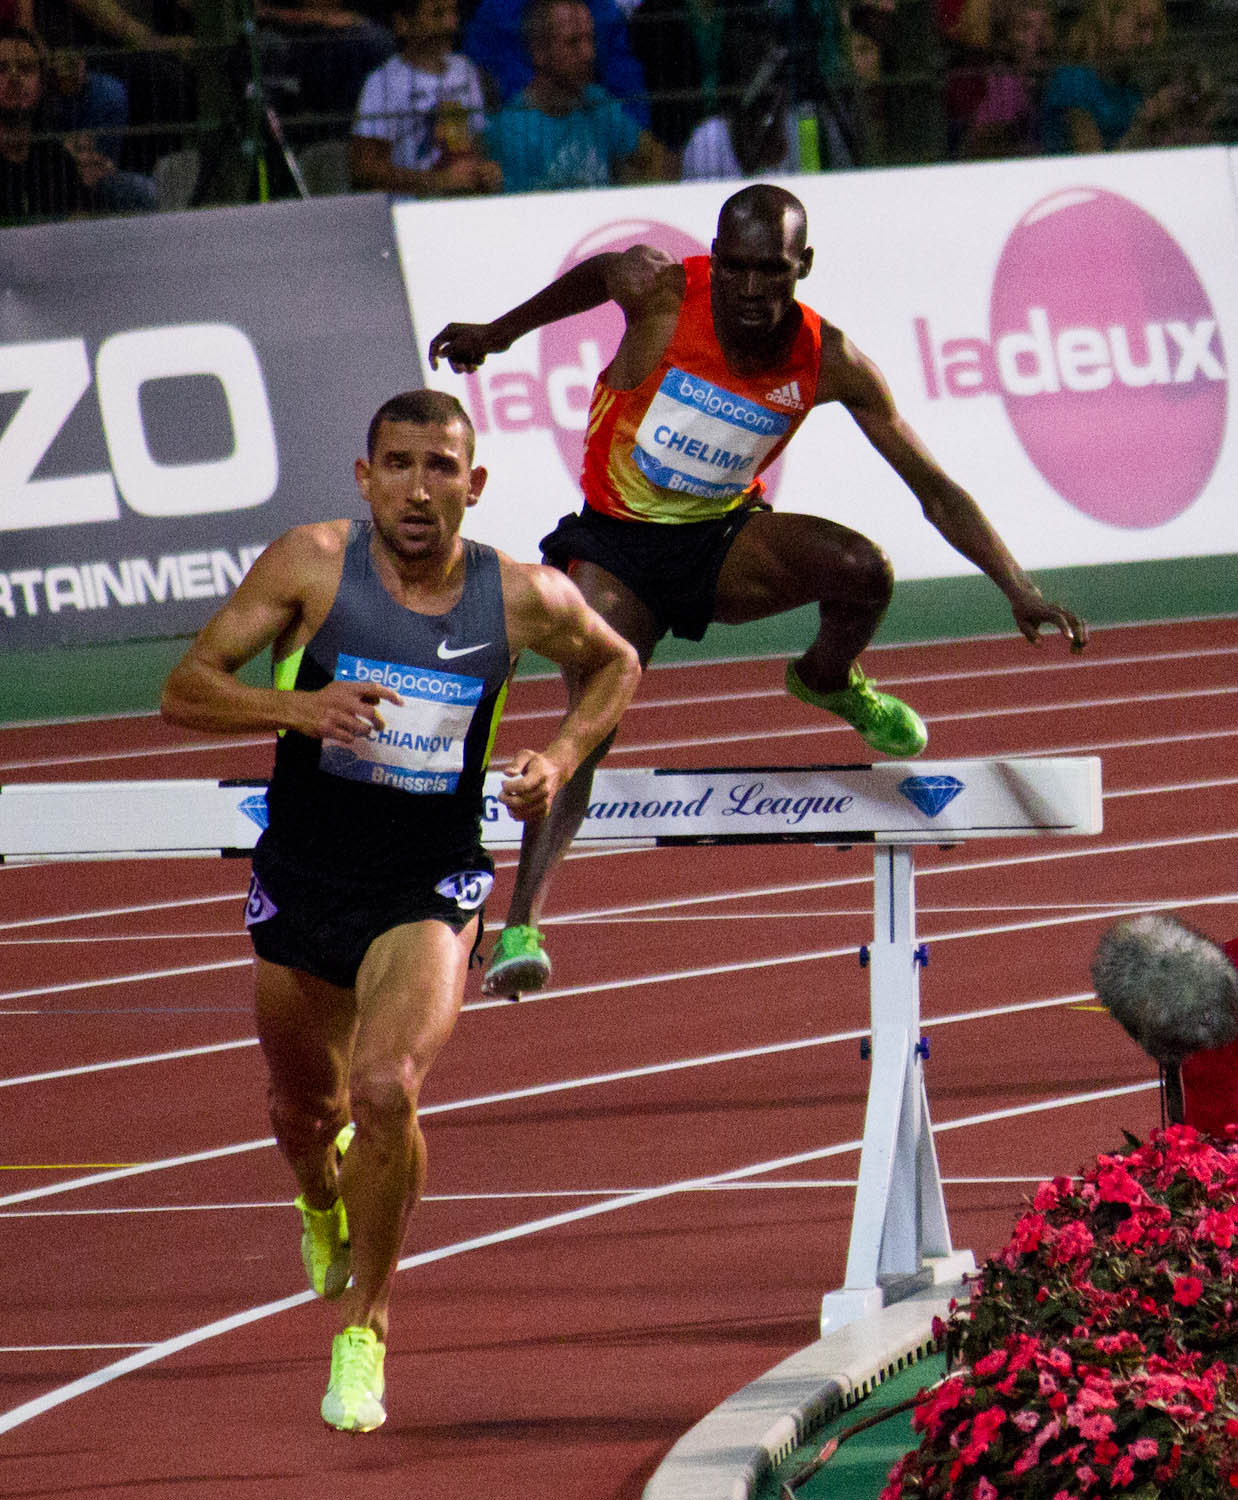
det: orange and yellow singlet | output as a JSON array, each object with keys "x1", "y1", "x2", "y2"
[{"x1": 581, "y1": 255, "x2": 823, "y2": 523}]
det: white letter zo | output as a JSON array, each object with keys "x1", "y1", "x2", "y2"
[{"x1": 0, "y1": 323, "x2": 279, "y2": 533}]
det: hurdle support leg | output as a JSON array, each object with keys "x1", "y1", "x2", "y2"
[{"x1": 820, "y1": 845, "x2": 974, "y2": 1335}]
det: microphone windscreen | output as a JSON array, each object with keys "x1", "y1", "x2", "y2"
[{"x1": 1091, "y1": 914, "x2": 1238, "y2": 1066}]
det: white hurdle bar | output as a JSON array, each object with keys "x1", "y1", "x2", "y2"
[{"x1": 0, "y1": 757, "x2": 1102, "y2": 1332}]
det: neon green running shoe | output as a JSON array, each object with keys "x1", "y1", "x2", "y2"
[
  {"x1": 295, "y1": 1122, "x2": 354, "y2": 1299},
  {"x1": 321, "y1": 1326, "x2": 386, "y2": 1433},
  {"x1": 481, "y1": 923, "x2": 551, "y2": 998},
  {"x1": 786, "y1": 662, "x2": 928, "y2": 758}
]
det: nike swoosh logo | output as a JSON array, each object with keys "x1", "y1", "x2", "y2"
[{"x1": 436, "y1": 640, "x2": 490, "y2": 660}]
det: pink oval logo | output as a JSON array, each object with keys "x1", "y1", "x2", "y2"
[{"x1": 989, "y1": 188, "x2": 1227, "y2": 528}]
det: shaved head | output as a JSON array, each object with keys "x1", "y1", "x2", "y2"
[{"x1": 717, "y1": 184, "x2": 808, "y2": 257}]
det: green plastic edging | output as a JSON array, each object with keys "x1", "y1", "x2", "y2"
[
  {"x1": 1, "y1": 553, "x2": 1232, "y2": 726},
  {"x1": 753, "y1": 1351, "x2": 947, "y2": 1500}
]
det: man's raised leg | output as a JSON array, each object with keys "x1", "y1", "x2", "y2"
[
  {"x1": 714, "y1": 511, "x2": 927, "y2": 757},
  {"x1": 483, "y1": 562, "x2": 660, "y2": 998}
]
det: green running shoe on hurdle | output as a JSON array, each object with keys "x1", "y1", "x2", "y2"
[
  {"x1": 482, "y1": 923, "x2": 551, "y2": 998},
  {"x1": 296, "y1": 1122, "x2": 355, "y2": 1300},
  {"x1": 786, "y1": 662, "x2": 928, "y2": 758},
  {"x1": 321, "y1": 1326, "x2": 386, "y2": 1433}
]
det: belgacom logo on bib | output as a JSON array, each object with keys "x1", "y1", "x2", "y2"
[{"x1": 914, "y1": 188, "x2": 1227, "y2": 528}]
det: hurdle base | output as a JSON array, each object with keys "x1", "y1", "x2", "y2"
[{"x1": 819, "y1": 1250, "x2": 976, "y2": 1336}]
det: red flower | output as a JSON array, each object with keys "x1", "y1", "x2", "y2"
[
  {"x1": 1012, "y1": 1211, "x2": 1047, "y2": 1254},
  {"x1": 1097, "y1": 1165, "x2": 1147, "y2": 1206},
  {"x1": 1111, "y1": 1452, "x2": 1136, "y2": 1484},
  {"x1": 1173, "y1": 1274, "x2": 1206, "y2": 1307},
  {"x1": 1051, "y1": 1221, "x2": 1095, "y2": 1263}
]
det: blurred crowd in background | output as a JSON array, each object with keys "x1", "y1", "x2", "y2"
[{"x1": 0, "y1": 0, "x2": 1232, "y2": 223}]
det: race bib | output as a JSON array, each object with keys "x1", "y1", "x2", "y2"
[
  {"x1": 631, "y1": 368, "x2": 790, "y2": 500},
  {"x1": 320, "y1": 652, "x2": 482, "y2": 794}
]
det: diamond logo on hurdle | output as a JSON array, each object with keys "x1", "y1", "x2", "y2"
[
  {"x1": 239, "y1": 794, "x2": 269, "y2": 830},
  {"x1": 897, "y1": 775, "x2": 965, "y2": 816}
]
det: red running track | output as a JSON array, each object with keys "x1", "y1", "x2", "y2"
[{"x1": 0, "y1": 616, "x2": 1234, "y2": 1499}]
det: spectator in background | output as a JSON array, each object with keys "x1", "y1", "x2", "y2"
[
  {"x1": 257, "y1": 0, "x2": 394, "y2": 120},
  {"x1": 1042, "y1": 0, "x2": 1219, "y2": 152},
  {"x1": 463, "y1": 0, "x2": 650, "y2": 125},
  {"x1": 485, "y1": 0, "x2": 674, "y2": 192},
  {"x1": 0, "y1": 20, "x2": 97, "y2": 217},
  {"x1": 351, "y1": 0, "x2": 500, "y2": 195},
  {"x1": 680, "y1": 7, "x2": 858, "y2": 179},
  {"x1": 960, "y1": 0, "x2": 1055, "y2": 157},
  {"x1": 681, "y1": 10, "x2": 801, "y2": 180},
  {"x1": 626, "y1": 0, "x2": 733, "y2": 156},
  {"x1": 831, "y1": 0, "x2": 893, "y2": 163},
  {"x1": 27, "y1": 2, "x2": 196, "y2": 173},
  {"x1": 937, "y1": 0, "x2": 994, "y2": 151}
]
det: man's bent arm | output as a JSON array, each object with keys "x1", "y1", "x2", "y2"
[
  {"x1": 497, "y1": 562, "x2": 640, "y2": 818},
  {"x1": 429, "y1": 256, "x2": 618, "y2": 372},
  {"x1": 830, "y1": 341, "x2": 1087, "y2": 649},
  {"x1": 428, "y1": 247, "x2": 674, "y2": 373},
  {"x1": 161, "y1": 530, "x2": 400, "y2": 742},
  {"x1": 524, "y1": 568, "x2": 641, "y2": 776}
]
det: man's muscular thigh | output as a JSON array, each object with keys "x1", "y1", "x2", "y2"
[{"x1": 713, "y1": 511, "x2": 892, "y2": 624}]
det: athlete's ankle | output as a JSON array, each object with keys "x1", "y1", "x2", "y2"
[{"x1": 790, "y1": 656, "x2": 852, "y2": 697}]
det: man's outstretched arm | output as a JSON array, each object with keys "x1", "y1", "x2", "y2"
[
  {"x1": 428, "y1": 245, "x2": 674, "y2": 374},
  {"x1": 826, "y1": 334, "x2": 1088, "y2": 652}
]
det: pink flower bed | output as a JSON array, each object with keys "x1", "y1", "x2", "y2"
[{"x1": 881, "y1": 1126, "x2": 1238, "y2": 1498}]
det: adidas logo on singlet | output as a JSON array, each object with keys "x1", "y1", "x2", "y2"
[{"x1": 765, "y1": 380, "x2": 804, "y2": 410}]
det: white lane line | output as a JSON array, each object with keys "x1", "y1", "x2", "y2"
[
  {"x1": 605, "y1": 721, "x2": 1238, "y2": 759},
  {"x1": 0, "y1": 987, "x2": 1104, "y2": 1184},
  {"x1": 1109, "y1": 777, "x2": 1237, "y2": 798},
  {"x1": 2, "y1": 673, "x2": 1232, "y2": 780},
  {"x1": 497, "y1": 643, "x2": 1238, "y2": 721},
  {"x1": 0, "y1": 933, "x2": 247, "y2": 945},
  {"x1": 0, "y1": 892, "x2": 245, "y2": 935},
  {"x1": 0, "y1": 819, "x2": 1226, "y2": 954},
  {"x1": 578, "y1": 897, "x2": 1236, "y2": 923},
  {"x1": 4, "y1": 825, "x2": 1233, "y2": 1007},
  {"x1": 0, "y1": 1350, "x2": 150, "y2": 1362},
  {"x1": 0, "y1": 1140, "x2": 275, "y2": 1208},
  {"x1": 0, "y1": 959, "x2": 251, "y2": 1005},
  {"x1": 933, "y1": 1081, "x2": 1158, "y2": 1134},
  {"x1": 0, "y1": 1203, "x2": 292, "y2": 1217},
  {"x1": 0, "y1": 897, "x2": 1220, "y2": 943},
  {"x1": 549, "y1": 826, "x2": 1238, "y2": 925},
  {"x1": 0, "y1": 1075, "x2": 1159, "y2": 1435},
  {"x1": 473, "y1": 888, "x2": 1238, "y2": 1011},
  {"x1": 0, "y1": 1038, "x2": 258, "y2": 1090},
  {"x1": 0, "y1": 1175, "x2": 1083, "y2": 1219},
  {"x1": 7, "y1": 638, "x2": 1233, "y2": 756},
  {"x1": 0, "y1": 983, "x2": 1092, "y2": 1094},
  {"x1": 0, "y1": 737, "x2": 267, "y2": 773}
]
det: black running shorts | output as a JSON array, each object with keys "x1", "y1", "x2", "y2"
[
  {"x1": 245, "y1": 836, "x2": 492, "y2": 989},
  {"x1": 539, "y1": 501, "x2": 767, "y2": 642}
]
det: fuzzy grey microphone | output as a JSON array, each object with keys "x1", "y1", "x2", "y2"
[{"x1": 1090, "y1": 914, "x2": 1238, "y2": 1067}]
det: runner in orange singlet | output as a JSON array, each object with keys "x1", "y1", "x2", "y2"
[{"x1": 430, "y1": 183, "x2": 1087, "y2": 997}]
